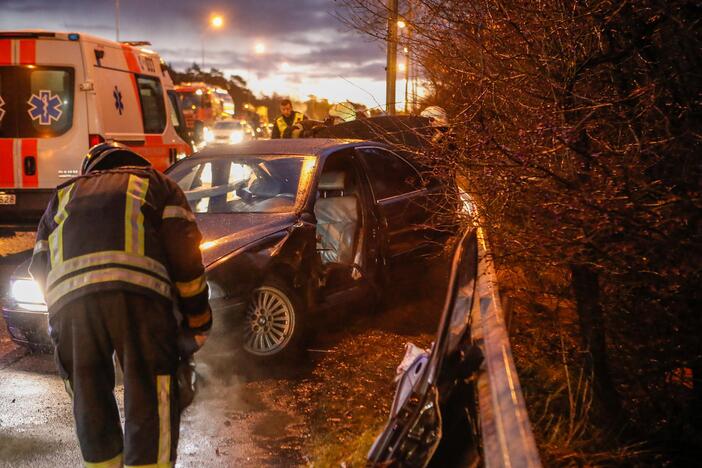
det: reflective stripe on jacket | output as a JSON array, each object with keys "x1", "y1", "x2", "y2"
[
  {"x1": 273, "y1": 112, "x2": 304, "y2": 138},
  {"x1": 29, "y1": 167, "x2": 210, "y2": 330}
]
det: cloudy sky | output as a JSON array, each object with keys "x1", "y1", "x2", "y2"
[{"x1": 1, "y1": 0, "x2": 392, "y2": 107}]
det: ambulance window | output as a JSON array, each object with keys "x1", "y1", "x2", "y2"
[
  {"x1": 136, "y1": 76, "x2": 166, "y2": 134},
  {"x1": 0, "y1": 71, "x2": 16, "y2": 138},
  {"x1": 25, "y1": 69, "x2": 74, "y2": 137},
  {"x1": 0, "y1": 66, "x2": 74, "y2": 138},
  {"x1": 166, "y1": 92, "x2": 181, "y2": 129}
]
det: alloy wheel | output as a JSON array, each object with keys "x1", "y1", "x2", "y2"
[{"x1": 243, "y1": 286, "x2": 296, "y2": 356}]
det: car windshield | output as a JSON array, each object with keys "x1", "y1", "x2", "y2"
[
  {"x1": 214, "y1": 121, "x2": 242, "y2": 130},
  {"x1": 167, "y1": 155, "x2": 317, "y2": 214}
]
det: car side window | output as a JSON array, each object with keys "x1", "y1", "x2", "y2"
[
  {"x1": 136, "y1": 75, "x2": 166, "y2": 134},
  {"x1": 359, "y1": 148, "x2": 423, "y2": 201}
]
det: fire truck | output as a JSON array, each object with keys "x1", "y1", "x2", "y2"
[
  {"x1": 174, "y1": 82, "x2": 232, "y2": 145},
  {"x1": 0, "y1": 30, "x2": 191, "y2": 228}
]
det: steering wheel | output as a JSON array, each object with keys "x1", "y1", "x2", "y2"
[{"x1": 236, "y1": 187, "x2": 256, "y2": 204}]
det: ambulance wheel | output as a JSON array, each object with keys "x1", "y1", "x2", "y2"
[{"x1": 241, "y1": 277, "x2": 307, "y2": 360}]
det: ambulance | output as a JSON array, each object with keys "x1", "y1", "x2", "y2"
[{"x1": 0, "y1": 30, "x2": 192, "y2": 228}]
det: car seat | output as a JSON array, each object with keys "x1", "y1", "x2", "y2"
[{"x1": 314, "y1": 171, "x2": 359, "y2": 264}]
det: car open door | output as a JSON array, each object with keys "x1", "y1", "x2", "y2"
[
  {"x1": 367, "y1": 227, "x2": 482, "y2": 467},
  {"x1": 356, "y1": 146, "x2": 439, "y2": 263}
]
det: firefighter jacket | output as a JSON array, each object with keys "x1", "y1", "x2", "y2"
[
  {"x1": 29, "y1": 166, "x2": 211, "y2": 334},
  {"x1": 272, "y1": 111, "x2": 305, "y2": 139}
]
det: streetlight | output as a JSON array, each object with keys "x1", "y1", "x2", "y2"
[
  {"x1": 211, "y1": 15, "x2": 224, "y2": 29},
  {"x1": 397, "y1": 19, "x2": 407, "y2": 29},
  {"x1": 202, "y1": 13, "x2": 225, "y2": 69}
]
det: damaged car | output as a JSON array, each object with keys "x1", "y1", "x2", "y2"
[{"x1": 3, "y1": 138, "x2": 454, "y2": 359}]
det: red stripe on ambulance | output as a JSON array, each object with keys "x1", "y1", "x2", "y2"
[
  {"x1": 19, "y1": 40, "x2": 36, "y2": 65},
  {"x1": 145, "y1": 135, "x2": 163, "y2": 146},
  {"x1": 121, "y1": 45, "x2": 141, "y2": 73},
  {"x1": 0, "y1": 140, "x2": 14, "y2": 186},
  {"x1": 0, "y1": 40, "x2": 11, "y2": 65}
]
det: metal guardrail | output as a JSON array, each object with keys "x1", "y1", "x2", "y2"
[{"x1": 471, "y1": 226, "x2": 542, "y2": 468}]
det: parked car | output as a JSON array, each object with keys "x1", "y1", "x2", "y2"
[{"x1": 3, "y1": 137, "x2": 455, "y2": 358}]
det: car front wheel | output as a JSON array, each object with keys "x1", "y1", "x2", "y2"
[{"x1": 242, "y1": 278, "x2": 305, "y2": 359}]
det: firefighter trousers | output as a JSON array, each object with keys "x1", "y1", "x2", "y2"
[{"x1": 49, "y1": 290, "x2": 180, "y2": 467}]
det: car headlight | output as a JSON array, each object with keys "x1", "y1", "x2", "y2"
[
  {"x1": 229, "y1": 130, "x2": 244, "y2": 144},
  {"x1": 11, "y1": 279, "x2": 47, "y2": 312},
  {"x1": 203, "y1": 126, "x2": 214, "y2": 143}
]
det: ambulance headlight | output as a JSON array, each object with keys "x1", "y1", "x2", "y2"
[
  {"x1": 203, "y1": 127, "x2": 214, "y2": 143},
  {"x1": 229, "y1": 130, "x2": 244, "y2": 144},
  {"x1": 11, "y1": 279, "x2": 47, "y2": 312}
]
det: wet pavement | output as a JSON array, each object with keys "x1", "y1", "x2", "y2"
[{"x1": 0, "y1": 233, "x2": 448, "y2": 466}]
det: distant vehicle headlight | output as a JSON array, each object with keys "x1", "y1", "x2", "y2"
[
  {"x1": 203, "y1": 126, "x2": 214, "y2": 143},
  {"x1": 229, "y1": 130, "x2": 244, "y2": 144},
  {"x1": 11, "y1": 279, "x2": 47, "y2": 312}
]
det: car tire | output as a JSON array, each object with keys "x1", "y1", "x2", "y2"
[{"x1": 240, "y1": 276, "x2": 307, "y2": 360}]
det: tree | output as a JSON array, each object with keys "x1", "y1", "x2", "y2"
[{"x1": 343, "y1": 0, "x2": 701, "y2": 463}]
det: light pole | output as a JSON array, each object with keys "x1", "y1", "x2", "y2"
[
  {"x1": 201, "y1": 14, "x2": 224, "y2": 70},
  {"x1": 115, "y1": 0, "x2": 120, "y2": 41},
  {"x1": 385, "y1": 0, "x2": 399, "y2": 115}
]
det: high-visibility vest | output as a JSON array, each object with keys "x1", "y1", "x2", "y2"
[
  {"x1": 275, "y1": 112, "x2": 304, "y2": 137},
  {"x1": 29, "y1": 167, "x2": 210, "y2": 330}
]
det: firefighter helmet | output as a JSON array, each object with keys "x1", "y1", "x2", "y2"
[
  {"x1": 420, "y1": 106, "x2": 448, "y2": 127},
  {"x1": 81, "y1": 142, "x2": 151, "y2": 175}
]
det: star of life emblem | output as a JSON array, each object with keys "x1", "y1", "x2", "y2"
[{"x1": 28, "y1": 90, "x2": 63, "y2": 125}]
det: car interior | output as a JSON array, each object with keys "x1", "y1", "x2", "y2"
[{"x1": 314, "y1": 155, "x2": 362, "y2": 274}]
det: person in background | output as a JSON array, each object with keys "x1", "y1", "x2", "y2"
[
  {"x1": 271, "y1": 99, "x2": 306, "y2": 139},
  {"x1": 420, "y1": 106, "x2": 452, "y2": 145}
]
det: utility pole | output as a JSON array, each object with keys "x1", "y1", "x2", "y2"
[
  {"x1": 385, "y1": 0, "x2": 398, "y2": 115},
  {"x1": 115, "y1": 0, "x2": 120, "y2": 41}
]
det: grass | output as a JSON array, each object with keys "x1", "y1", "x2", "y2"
[{"x1": 503, "y1": 263, "x2": 648, "y2": 466}]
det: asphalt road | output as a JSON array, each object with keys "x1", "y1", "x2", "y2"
[
  {"x1": 0, "y1": 236, "x2": 304, "y2": 467},
  {"x1": 0, "y1": 314, "x2": 308, "y2": 467}
]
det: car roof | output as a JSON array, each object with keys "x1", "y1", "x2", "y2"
[{"x1": 192, "y1": 138, "x2": 368, "y2": 158}]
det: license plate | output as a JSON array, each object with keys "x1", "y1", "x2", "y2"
[{"x1": 0, "y1": 194, "x2": 16, "y2": 205}]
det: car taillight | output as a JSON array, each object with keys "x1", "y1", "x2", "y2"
[{"x1": 89, "y1": 134, "x2": 104, "y2": 148}]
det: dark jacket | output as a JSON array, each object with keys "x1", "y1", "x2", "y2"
[{"x1": 29, "y1": 166, "x2": 211, "y2": 333}]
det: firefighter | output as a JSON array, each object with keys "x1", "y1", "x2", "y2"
[
  {"x1": 420, "y1": 106, "x2": 452, "y2": 145},
  {"x1": 29, "y1": 142, "x2": 211, "y2": 468},
  {"x1": 271, "y1": 99, "x2": 306, "y2": 139}
]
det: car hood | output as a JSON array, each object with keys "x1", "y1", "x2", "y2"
[{"x1": 196, "y1": 212, "x2": 298, "y2": 266}]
